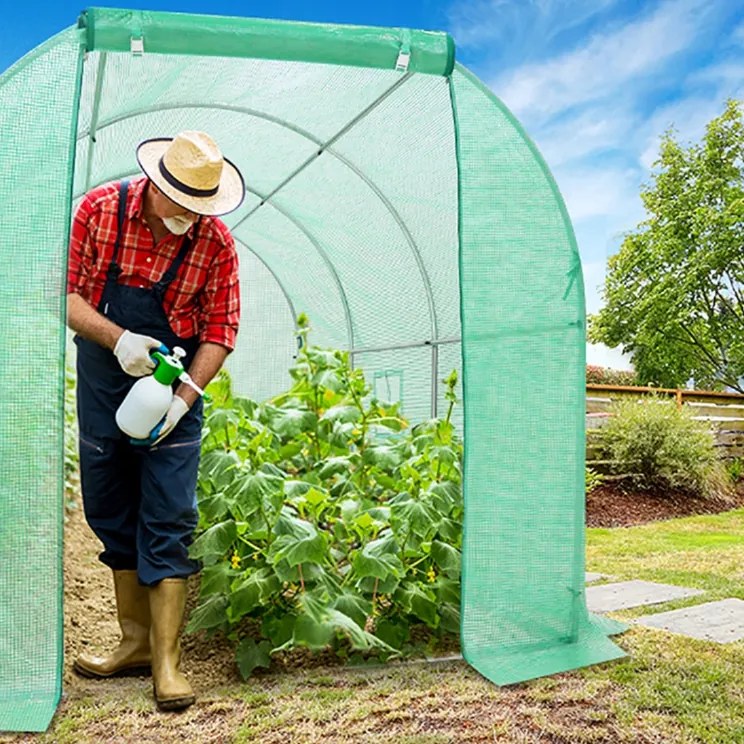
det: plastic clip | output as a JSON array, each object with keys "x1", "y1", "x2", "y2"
[
  {"x1": 396, "y1": 29, "x2": 412, "y2": 72},
  {"x1": 130, "y1": 36, "x2": 144, "y2": 55}
]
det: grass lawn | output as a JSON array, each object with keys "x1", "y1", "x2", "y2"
[{"x1": 2, "y1": 509, "x2": 742, "y2": 743}]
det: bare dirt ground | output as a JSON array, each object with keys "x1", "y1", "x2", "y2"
[{"x1": 586, "y1": 479, "x2": 744, "y2": 528}]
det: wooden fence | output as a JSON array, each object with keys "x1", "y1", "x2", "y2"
[{"x1": 586, "y1": 383, "x2": 744, "y2": 465}]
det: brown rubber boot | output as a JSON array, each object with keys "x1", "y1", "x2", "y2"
[
  {"x1": 74, "y1": 569, "x2": 151, "y2": 678},
  {"x1": 149, "y1": 578, "x2": 195, "y2": 711}
]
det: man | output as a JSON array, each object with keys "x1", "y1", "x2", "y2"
[{"x1": 67, "y1": 131, "x2": 244, "y2": 711}]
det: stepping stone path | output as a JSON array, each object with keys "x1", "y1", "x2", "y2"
[
  {"x1": 584, "y1": 579, "x2": 744, "y2": 644},
  {"x1": 586, "y1": 579, "x2": 704, "y2": 613},
  {"x1": 634, "y1": 599, "x2": 744, "y2": 643},
  {"x1": 585, "y1": 572, "x2": 607, "y2": 584}
]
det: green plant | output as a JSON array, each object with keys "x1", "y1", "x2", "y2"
[
  {"x1": 188, "y1": 315, "x2": 463, "y2": 677},
  {"x1": 597, "y1": 397, "x2": 731, "y2": 499},
  {"x1": 64, "y1": 364, "x2": 80, "y2": 511},
  {"x1": 586, "y1": 365, "x2": 639, "y2": 387},
  {"x1": 585, "y1": 467, "x2": 605, "y2": 494},
  {"x1": 725, "y1": 457, "x2": 744, "y2": 483}
]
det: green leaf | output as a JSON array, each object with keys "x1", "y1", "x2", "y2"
[
  {"x1": 198, "y1": 491, "x2": 232, "y2": 524},
  {"x1": 428, "y1": 482, "x2": 461, "y2": 512},
  {"x1": 262, "y1": 613, "x2": 296, "y2": 648},
  {"x1": 394, "y1": 582, "x2": 439, "y2": 628},
  {"x1": 363, "y1": 445, "x2": 403, "y2": 470},
  {"x1": 230, "y1": 568, "x2": 281, "y2": 618},
  {"x1": 438, "y1": 603, "x2": 460, "y2": 634},
  {"x1": 271, "y1": 407, "x2": 318, "y2": 438},
  {"x1": 270, "y1": 529, "x2": 327, "y2": 567},
  {"x1": 185, "y1": 593, "x2": 229, "y2": 633},
  {"x1": 332, "y1": 591, "x2": 372, "y2": 627},
  {"x1": 199, "y1": 562, "x2": 234, "y2": 597},
  {"x1": 284, "y1": 480, "x2": 314, "y2": 500},
  {"x1": 306, "y1": 348, "x2": 342, "y2": 369},
  {"x1": 436, "y1": 517, "x2": 461, "y2": 543},
  {"x1": 339, "y1": 498, "x2": 362, "y2": 521},
  {"x1": 228, "y1": 469, "x2": 285, "y2": 516},
  {"x1": 321, "y1": 405, "x2": 362, "y2": 424},
  {"x1": 236, "y1": 638, "x2": 272, "y2": 679},
  {"x1": 357, "y1": 575, "x2": 400, "y2": 595},
  {"x1": 278, "y1": 441, "x2": 304, "y2": 460},
  {"x1": 352, "y1": 536, "x2": 405, "y2": 580},
  {"x1": 430, "y1": 540, "x2": 461, "y2": 578},
  {"x1": 392, "y1": 497, "x2": 439, "y2": 539},
  {"x1": 434, "y1": 576, "x2": 460, "y2": 605},
  {"x1": 375, "y1": 617, "x2": 410, "y2": 650},
  {"x1": 293, "y1": 612, "x2": 335, "y2": 650},
  {"x1": 319, "y1": 456, "x2": 354, "y2": 479},
  {"x1": 200, "y1": 449, "x2": 240, "y2": 491},
  {"x1": 189, "y1": 520, "x2": 237, "y2": 562},
  {"x1": 325, "y1": 608, "x2": 396, "y2": 652}
]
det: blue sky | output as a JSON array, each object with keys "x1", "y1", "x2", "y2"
[{"x1": 3, "y1": 1, "x2": 743, "y2": 369}]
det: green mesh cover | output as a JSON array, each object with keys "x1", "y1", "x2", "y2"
[
  {"x1": 0, "y1": 7, "x2": 624, "y2": 732},
  {"x1": 0, "y1": 28, "x2": 83, "y2": 732}
]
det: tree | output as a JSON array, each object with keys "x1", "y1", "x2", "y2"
[{"x1": 589, "y1": 100, "x2": 744, "y2": 391}]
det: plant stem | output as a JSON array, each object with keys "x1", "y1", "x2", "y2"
[{"x1": 298, "y1": 563, "x2": 305, "y2": 592}]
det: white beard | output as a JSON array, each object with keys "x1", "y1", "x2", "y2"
[{"x1": 162, "y1": 215, "x2": 195, "y2": 235}]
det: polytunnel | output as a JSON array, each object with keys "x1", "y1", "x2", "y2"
[{"x1": 0, "y1": 7, "x2": 626, "y2": 732}]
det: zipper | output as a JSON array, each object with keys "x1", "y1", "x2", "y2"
[
  {"x1": 154, "y1": 438, "x2": 201, "y2": 451},
  {"x1": 79, "y1": 434, "x2": 104, "y2": 454}
]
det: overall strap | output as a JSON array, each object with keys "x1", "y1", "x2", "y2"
[
  {"x1": 152, "y1": 219, "x2": 201, "y2": 297},
  {"x1": 106, "y1": 178, "x2": 130, "y2": 281}
]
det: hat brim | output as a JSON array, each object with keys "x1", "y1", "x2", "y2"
[{"x1": 136, "y1": 138, "x2": 245, "y2": 217}]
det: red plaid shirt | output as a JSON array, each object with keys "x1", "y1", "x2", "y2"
[{"x1": 68, "y1": 176, "x2": 240, "y2": 350}]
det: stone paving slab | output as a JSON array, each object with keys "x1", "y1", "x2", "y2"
[
  {"x1": 585, "y1": 572, "x2": 607, "y2": 584},
  {"x1": 634, "y1": 598, "x2": 744, "y2": 643},
  {"x1": 586, "y1": 579, "x2": 704, "y2": 613}
]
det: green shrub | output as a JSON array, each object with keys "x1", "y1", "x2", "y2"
[
  {"x1": 586, "y1": 365, "x2": 639, "y2": 387},
  {"x1": 597, "y1": 397, "x2": 731, "y2": 499},
  {"x1": 585, "y1": 467, "x2": 605, "y2": 493},
  {"x1": 726, "y1": 458, "x2": 744, "y2": 483},
  {"x1": 188, "y1": 316, "x2": 463, "y2": 677}
]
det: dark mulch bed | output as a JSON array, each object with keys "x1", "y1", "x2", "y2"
[{"x1": 586, "y1": 479, "x2": 744, "y2": 528}]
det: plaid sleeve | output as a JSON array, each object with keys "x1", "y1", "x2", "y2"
[
  {"x1": 197, "y1": 234, "x2": 240, "y2": 351},
  {"x1": 67, "y1": 193, "x2": 96, "y2": 295}
]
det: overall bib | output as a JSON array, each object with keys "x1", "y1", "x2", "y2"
[{"x1": 75, "y1": 180, "x2": 203, "y2": 585}]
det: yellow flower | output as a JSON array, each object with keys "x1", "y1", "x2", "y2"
[
  {"x1": 426, "y1": 567, "x2": 437, "y2": 583},
  {"x1": 230, "y1": 551, "x2": 241, "y2": 570}
]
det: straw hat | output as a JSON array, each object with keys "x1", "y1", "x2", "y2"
[{"x1": 136, "y1": 131, "x2": 245, "y2": 216}]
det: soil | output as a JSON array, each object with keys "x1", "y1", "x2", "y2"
[
  {"x1": 62, "y1": 478, "x2": 744, "y2": 703},
  {"x1": 586, "y1": 479, "x2": 744, "y2": 528}
]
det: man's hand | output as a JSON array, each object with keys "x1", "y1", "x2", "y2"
[
  {"x1": 152, "y1": 395, "x2": 190, "y2": 446},
  {"x1": 114, "y1": 330, "x2": 166, "y2": 377}
]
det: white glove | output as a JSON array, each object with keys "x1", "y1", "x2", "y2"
[
  {"x1": 113, "y1": 330, "x2": 165, "y2": 377},
  {"x1": 152, "y1": 395, "x2": 190, "y2": 446}
]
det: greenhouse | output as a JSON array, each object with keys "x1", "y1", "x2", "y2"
[{"x1": 0, "y1": 7, "x2": 625, "y2": 731}]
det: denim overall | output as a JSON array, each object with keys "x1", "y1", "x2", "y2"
[{"x1": 75, "y1": 180, "x2": 203, "y2": 585}]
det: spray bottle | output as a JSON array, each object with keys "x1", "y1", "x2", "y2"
[{"x1": 115, "y1": 346, "x2": 207, "y2": 440}]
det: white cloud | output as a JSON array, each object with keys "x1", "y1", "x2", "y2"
[
  {"x1": 638, "y1": 95, "x2": 727, "y2": 169},
  {"x1": 553, "y1": 165, "x2": 640, "y2": 224},
  {"x1": 529, "y1": 104, "x2": 637, "y2": 167},
  {"x1": 492, "y1": 0, "x2": 710, "y2": 122},
  {"x1": 448, "y1": 0, "x2": 619, "y2": 51}
]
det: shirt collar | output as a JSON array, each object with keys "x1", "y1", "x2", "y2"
[
  {"x1": 126, "y1": 176, "x2": 148, "y2": 221},
  {"x1": 127, "y1": 176, "x2": 200, "y2": 239}
]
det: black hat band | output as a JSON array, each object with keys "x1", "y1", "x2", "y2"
[{"x1": 158, "y1": 157, "x2": 220, "y2": 198}]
